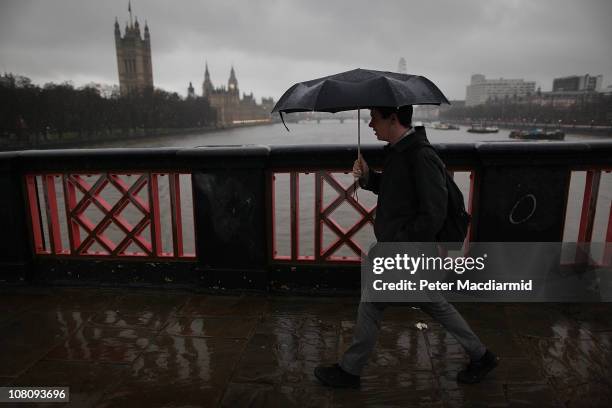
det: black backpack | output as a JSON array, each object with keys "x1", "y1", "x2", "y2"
[{"x1": 413, "y1": 142, "x2": 471, "y2": 250}]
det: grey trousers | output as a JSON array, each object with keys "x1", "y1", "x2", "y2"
[{"x1": 339, "y1": 295, "x2": 486, "y2": 376}]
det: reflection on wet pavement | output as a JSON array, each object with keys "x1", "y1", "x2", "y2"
[{"x1": 0, "y1": 288, "x2": 611, "y2": 407}]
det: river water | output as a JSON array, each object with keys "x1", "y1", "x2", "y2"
[
  {"x1": 38, "y1": 121, "x2": 610, "y2": 259},
  {"x1": 88, "y1": 120, "x2": 610, "y2": 148}
]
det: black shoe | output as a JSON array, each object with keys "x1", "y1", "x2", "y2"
[
  {"x1": 314, "y1": 364, "x2": 360, "y2": 389},
  {"x1": 457, "y1": 349, "x2": 499, "y2": 384}
]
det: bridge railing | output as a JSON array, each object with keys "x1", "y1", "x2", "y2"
[
  {"x1": 0, "y1": 142, "x2": 610, "y2": 289},
  {"x1": 24, "y1": 172, "x2": 195, "y2": 259}
]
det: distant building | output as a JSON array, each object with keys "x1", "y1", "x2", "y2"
[
  {"x1": 414, "y1": 100, "x2": 464, "y2": 120},
  {"x1": 202, "y1": 64, "x2": 239, "y2": 126},
  {"x1": 413, "y1": 105, "x2": 440, "y2": 120},
  {"x1": 439, "y1": 100, "x2": 464, "y2": 115},
  {"x1": 114, "y1": 3, "x2": 153, "y2": 96},
  {"x1": 465, "y1": 74, "x2": 536, "y2": 106},
  {"x1": 397, "y1": 57, "x2": 407, "y2": 74},
  {"x1": 523, "y1": 75, "x2": 605, "y2": 108},
  {"x1": 201, "y1": 64, "x2": 273, "y2": 126},
  {"x1": 552, "y1": 74, "x2": 602, "y2": 92},
  {"x1": 260, "y1": 97, "x2": 275, "y2": 113},
  {"x1": 527, "y1": 91, "x2": 601, "y2": 108},
  {"x1": 187, "y1": 82, "x2": 195, "y2": 99}
]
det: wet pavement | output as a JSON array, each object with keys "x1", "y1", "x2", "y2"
[{"x1": 1, "y1": 287, "x2": 611, "y2": 407}]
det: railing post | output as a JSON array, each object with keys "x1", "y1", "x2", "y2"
[
  {"x1": 472, "y1": 144, "x2": 571, "y2": 241},
  {"x1": 0, "y1": 152, "x2": 33, "y2": 283},
  {"x1": 577, "y1": 170, "x2": 601, "y2": 243},
  {"x1": 191, "y1": 146, "x2": 270, "y2": 289}
]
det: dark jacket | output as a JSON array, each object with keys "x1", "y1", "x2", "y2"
[{"x1": 361, "y1": 126, "x2": 447, "y2": 242}]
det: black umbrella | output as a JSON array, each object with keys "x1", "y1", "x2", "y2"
[
  {"x1": 272, "y1": 68, "x2": 450, "y2": 115},
  {"x1": 272, "y1": 68, "x2": 450, "y2": 197},
  {"x1": 272, "y1": 68, "x2": 450, "y2": 154}
]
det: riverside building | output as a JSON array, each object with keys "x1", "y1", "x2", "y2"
[
  {"x1": 114, "y1": 5, "x2": 153, "y2": 96},
  {"x1": 465, "y1": 74, "x2": 536, "y2": 106},
  {"x1": 201, "y1": 64, "x2": 273, "y2": 127},
  {"x1": 553, "y1": 74, "x2": 603, "y2": 92},
  {"x1": 113, "y1": 3, "x2": 272, "y2": 127}
]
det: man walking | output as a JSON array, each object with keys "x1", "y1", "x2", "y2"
[{"x1": 314, "y1": 106, "x2": 498, "y2": 388}]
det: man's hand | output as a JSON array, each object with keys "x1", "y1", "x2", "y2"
[{"x1": 353, "y1": 154, "x2": 369, "y2": 181}]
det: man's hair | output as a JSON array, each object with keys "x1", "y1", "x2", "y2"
[{"x1": 374, "y1": 106, "x2": 413, "y2": 127}]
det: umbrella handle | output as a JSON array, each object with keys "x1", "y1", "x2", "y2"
[{"x1": 280, "y1": 112, "x2": 290, "y2": 132}]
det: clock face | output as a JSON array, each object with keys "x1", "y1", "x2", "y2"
[{"x1": 229, "y1": 84, "x2": 235, "y2": 90}]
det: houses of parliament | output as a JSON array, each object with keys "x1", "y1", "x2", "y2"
[{"x1": 114, "y1": 5, "x2": 273, "y2": 126}]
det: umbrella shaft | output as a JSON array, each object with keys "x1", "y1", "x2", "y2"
[{"x1": 358, "y1": 109, "x2": 361, "y2": 158}]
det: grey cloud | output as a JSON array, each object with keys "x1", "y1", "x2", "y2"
[{"x1": 1, "y1": 0, "x2": 611, "y2": 100}]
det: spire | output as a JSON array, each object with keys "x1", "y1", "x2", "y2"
[
  {"x1": 397, "y1": 57, "x2": 407, "y2": 74},
  {"x1": 115, "y1": 17, "x2": 121, "y2": 41},
  {"x1": 128, "y1": 0, "x2": 133, "y2": 27},
  {"x1": 228, "y1": 65, "x2": 238, "y2": 92},
  {"x1": 202, "y1": 61, "x2": 213, "y2": 98}
]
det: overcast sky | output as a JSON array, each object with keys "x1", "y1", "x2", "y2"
[{"x1": 1, "y1": 0, "x2": 611, "y2": 101}]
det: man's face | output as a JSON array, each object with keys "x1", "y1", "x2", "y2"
[{"x1": 369, "y1": 109, "x2": 393, "y2": 142}]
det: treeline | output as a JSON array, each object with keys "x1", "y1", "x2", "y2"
[
  {"x1": 441, "y1": 94, "x2": 612, "y2": 125},
  {"x1": 0, "y1": 74, "x2": 216, "y2": 141}
]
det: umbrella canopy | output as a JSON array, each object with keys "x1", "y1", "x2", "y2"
[
  {"x1": 272, "y1": 68, "x2": 450, "y2": 114},
  {"x1": 271, "y1": 68, "x2": 451, "y2": 200}
]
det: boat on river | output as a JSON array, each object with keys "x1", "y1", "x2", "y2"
[
  {"x1": 509, "y1": 128, "x2": 565, "y2": 140},
  {"x1": 467, "y1": 123, "x2": 499, "y2": 133},
  {"x1": 430, "y1": 122, "x2": 460, "y2": 130}
]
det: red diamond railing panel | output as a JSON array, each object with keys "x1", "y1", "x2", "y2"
[
  {"x1": 271, "y1": 170, "x2": 376, "y2": 264},
  {"x1": 25, "y1": 172, "x2": 195, "y2": 259}
]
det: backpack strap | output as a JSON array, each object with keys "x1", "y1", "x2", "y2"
[{"x1": 406, "y1": 139, "x2": 447, "y2": 175}]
